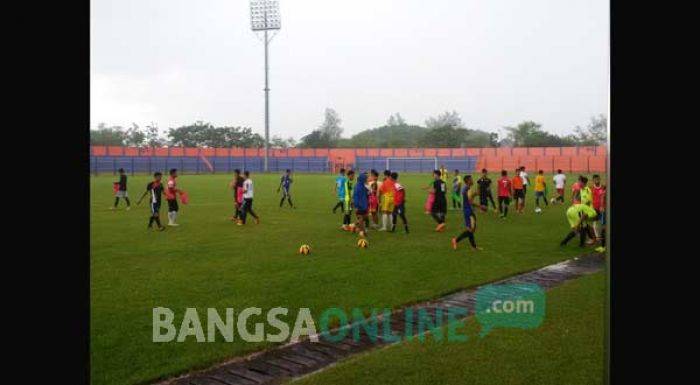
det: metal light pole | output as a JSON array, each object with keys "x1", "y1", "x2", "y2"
[{"x1": 250, "y1": 0, "x2": 281, "y2": 172}]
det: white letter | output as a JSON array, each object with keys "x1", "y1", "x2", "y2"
[
  {"x1": 503, "y1": 301, "x2": 514, "y2": 313},
  {"x1": 267, "y1": 307, "x2": 290, "y2": 343},
  {"x1": 238, "y1": 307, "x2": 264, "y2": 342},
  {"x1": 177, "y1": 308, "x2": 206, "y2": 342},
  {"x1": 153, "y1": 307, "x2": 176, "y2": 342},
  {"x1": 518, "y1": 300, "x2": 534, "y2": 313},
  {"x1": 208, "y1": 308, "x2": 234, "y2": 342},
  {"x1": 492, "y1": 300, "x2": 502, "y2": 313},
  {"x1": 290, "y1": 308, "x2": 318, "y2": 343}
]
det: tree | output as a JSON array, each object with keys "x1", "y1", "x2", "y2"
[
  {"x1": 503, "y1": 121, "x2": 576, "y2": 147},
  {"x1": 386, "y1": 113, "x2": 406, "y2": 127},
  {"x1": 298, "y1": 130, "x2": 327, "y2": 148},
  {"x1": 145, "y1": 122, "x2": 164, "y2": 147},
  {"x1": 573, "y1": 114, "x2": 607, "y2": 145},
  {"x1": 166, "y1": 122, "x2": 265, "y2": 148},
  {"x1": 299, "y1": 108, "x2": 344, "y2": 148},
  {"x1": 167, "y1": 121, "x2": 209, "y2": 147},
  {"x1": 318, "y1": 108, "x2": 343, "y2": 146},
  {"x1": 425, "y1": 110, "x2": 464, "y2": 130},
  {"x1": 90, "y1": 123, "x2": 126, "y2": 146},
  {"x1": 270, "y1": 136, "x2": 296, "y2": 149},
  {"x1": 124, "y1": 123, "x2": 146, "y2": 146},
  {"x1": 347, "y1": 125, "x2": 428, "y2": 148},
  {"x1": 489, "y1": 132, "x2": 499, "y2": 147}
]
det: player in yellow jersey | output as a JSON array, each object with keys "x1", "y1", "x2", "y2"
[
  {"x1": 533, "y1": 170, "x2": 548, "y2": 212},
  {"x1": 560, "y1": 203, "x2": 598, "y2": 247},
  {"x1": 439, "y1": 164, "x2": 449, "y2": 183}
]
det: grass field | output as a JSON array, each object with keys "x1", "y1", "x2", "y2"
[
  {"x1": 294, "y1": 271, "x2": 606, "y2": 385},
  {"x1": 90, "y1": 172, "x2": 604, "y2": 385}
]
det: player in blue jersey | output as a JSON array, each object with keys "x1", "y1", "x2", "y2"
[
  {"x1": 277, "y1": 169, "x2": 295, "y2": 208},
  {"x1": 451, "y1": 175, "x2": 481, "y2": 251},
  {"x1": 332, "y1": 168, "x2": 347, "y2": 213}
]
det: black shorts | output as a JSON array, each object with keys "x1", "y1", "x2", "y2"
[
  {"x1": 513, "y1": 190, "x2": 525, "y2": 199},
  {"x1": 150, "y1": 202, "x2": 161, "y2": 216},
  {"x1": 167, "y1": 199, "x2": 179, "y2": 212},
  {"x1": 498, "y1": 196, "x2": 510, "y2": 206},
  {"x1": 394, "y1": 203, "x2": 406, "y2": 216},
  {"x1": 432, "y1": 198, "x2": 446, "y2": 213},
  {"x1": 243, "y1": 198, "x2": 254, "y2": 210},
  {"x1": 356, "y1": 209, "x2": 368, "y2": 216},
  {"x1": 479, "y1": 192, "x2": 492, "y2": 206}
]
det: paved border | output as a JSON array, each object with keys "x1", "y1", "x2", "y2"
[{"x1": 156, "y1": 253, "x2": 605, "y2": 385}]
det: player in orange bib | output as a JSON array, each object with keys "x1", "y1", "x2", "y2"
[
  {"x1": 511, "y1": 170, "x2": 524, "y2": 214},
  {"x1": 378, "y1": 170, "x2": 396, "y2": 231}
]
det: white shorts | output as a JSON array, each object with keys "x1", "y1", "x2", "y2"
[{"x1": 115, "y1": 191, "x2": 129, "y2": 198}]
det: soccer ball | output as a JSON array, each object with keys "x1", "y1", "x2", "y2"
[
  {"x1": 550, "y1": 198, "x2": 556, "y2": 204},
  {"x1": 299, "y1": 244, "x2": 311, "y2": 255},
  {"x1": 357, "y1": 238, "x2": 368, "y2": 248},
  {"x1": 535, "y1": 207, "x2": 542, "y2": 213}
]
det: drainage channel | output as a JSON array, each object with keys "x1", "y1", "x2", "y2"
[{"x1": 159, "y1": 253, "x2": 605, "y2": 385}]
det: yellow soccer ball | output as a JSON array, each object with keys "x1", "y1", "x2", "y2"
[
  {"x1": 357, "y1": 238, "x2": 368, "y2": 248},
  {"x1": 299, "y1": 244, "x2": 311, "y2": 255}
]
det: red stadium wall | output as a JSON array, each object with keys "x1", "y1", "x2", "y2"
[{"x1": 90, "y1": 145, "x2": 607, "y2": 172}]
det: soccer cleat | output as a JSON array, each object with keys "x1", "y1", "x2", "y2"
[
  {"x1": 157, "y1": 226, "x2": 166, "y2": 231},
  {"x1": 436, "y1": 223, "x2": 446, "y2": 232},
  {"x1": 254, "y1": 218, "x2": 260, "y2": 225},
  {"x1": 168, "y1": 223, "x2": 179, "y2": 226},
  {"x1": 451, "y1": 238, "x2": 458, "y2": 250}
]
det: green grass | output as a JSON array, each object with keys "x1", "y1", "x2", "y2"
[
  {"x1": 294, "y1": 271, "x2": 606, "y2": 385},
  {"x1": 90, "y1": 172, "x2": 601, "y2": 385}
]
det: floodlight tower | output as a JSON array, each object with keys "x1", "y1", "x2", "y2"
[{"x1": 250, "y1": 0, "x2": 281, "y2": 172}]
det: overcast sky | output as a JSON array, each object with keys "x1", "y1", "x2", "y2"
[{"x1": 91, "y1": 0, "x2": 608, "y2": 141}]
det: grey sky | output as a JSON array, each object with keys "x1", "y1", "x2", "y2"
[{"x1": 91, "y1": 0, "x2": 608, "y2": 141}]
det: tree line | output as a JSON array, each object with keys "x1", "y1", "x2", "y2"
[{"x1": 90, "y1": 110, "x2": 606, "y2": 148}]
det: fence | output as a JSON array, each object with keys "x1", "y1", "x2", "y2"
[
  {"x1": 90, "y1": 156, "x2": 329, "y2": 175},
  {"x1": 90, "y1": 145, "x2": 607, "y2": 175}
]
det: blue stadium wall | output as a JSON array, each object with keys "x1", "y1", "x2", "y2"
[
  {"x1": 90, "y1": 156, "x2": 329, "y2": 174},
  {"x1": 90, "y1": 155, "x2": 479, "y2": 174},
  {"x1": 355, "y1": 157, "x2": 478, "y2": 173}
]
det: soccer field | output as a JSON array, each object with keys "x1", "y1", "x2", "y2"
[{"x1": 90, "y1": 172, "x2": 603, "y2": 385}]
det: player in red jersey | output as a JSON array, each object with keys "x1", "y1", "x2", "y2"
[
  {"x1": 497, "y1": 170, "x2": 512, "y2": 218},
  {"x1": 390, "y1": 172, "x2": 409, "y2": 233},
  {"x1": 571, "y1": 177, "x2": 583, "y2": 204},
  {"x1": 165, "y1": 169, "x2": 183, "y2": 226},
  {"x1": 591, "y1": 174, "x2": 606, "y2": 245},
  {"x1": 229, "y1": 169, "x2": 245, "y2": 222}
]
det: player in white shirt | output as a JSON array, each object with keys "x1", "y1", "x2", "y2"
[
  {"x1": 239, "y1": 171, "x2": 260, "y2": 225},
  {"x1": 519, "y1": 166, "x2": 529, "y2": 209},
  {"x1": 552, "y1": 169, "x2": 566, "y2": 204}
]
